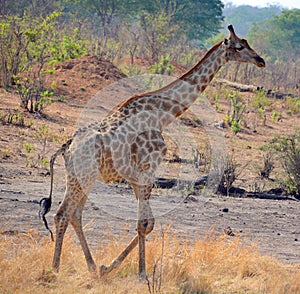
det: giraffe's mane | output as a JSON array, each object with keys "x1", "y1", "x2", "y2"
[{"x1": 112, "y1": 40, "x2": 223, "y2": 112}]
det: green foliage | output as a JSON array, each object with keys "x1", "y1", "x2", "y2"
[
  {"x1": 0, "y1": 0, "x2": 61, "y2": 18},
  {"x1": 0, "y1": 110, "x2": 25, "y2": 126},
  {"x1": 75, "y1": 0, "x2": 134, "y2": 35},
  {"x1": 173, "y1": 0, "x2": 224, "y2": 41},
  {"x1": 14, "y1": 75, "x2": 53, "y2": 113},
  {"x1": 122, "y1": 64, "x2": 141, "y2": 77},
  {"x1": 177, "y1": 48, "x2": 199, "y2": 68},
  {"x1": 285, "y1": 97, "x2": 300, "y2": 115},
  {"x1": 50, "y1": 28, "x2": 87, "y2": 62},
  {"x1": 40, "y1": 158, "x2": 50, "y2": 169},
  {"x1": 134, "y1": 0, "x2": 223, "y2": 42},
  {"x1": 247, "y1": 10, "x2": 300, "y2": 92},
  {"x1": 139, "y1": 11, "x2": 179, "y2": 62},
  {"x1": 257, "y1": 107, "x2": 265, "y2": 117},
  {"x1": 271, "y1": 110, "x2": 281, "y2": 122},
  {"x1": 223, "y1": 4, "x2": 281, "y2": 36},
  {"x1": 226, "y1": 91, "x2": 245, "y2": 134},
  {"x1": 51, "y1": 81, "x2": 57, "y2": 90},
  {"x1": 257, "y1": 107, "x2": 266, "y2": 125},
  {"x1": 248, "y1": 9, "x2": 300, "y2": 60},
  {"x1": 270, "y1": 9, "x2": 300, "y2": 56},
  {"x1": 23, "y1": 141, "x2": 35, "y2": 153},
  {"x1": 34, "y1": 124, "x2": 50, "y2": 150},
  {"x1": 205, "y1": 32, "x2": 226, "y2": 48},
  {"x1": 56, "y1": 95, "x2": 65, "y2": 102},
  {"x1": 0, "y1": 11, "x2": 87, "y2": 93},
  {"x1": 230, "y1": 118, "x2": 241, "y2": 134},
  {"x1": 149, "y1": 56, "x2": 174, "y2": 75},
  {"x1": 211, "y1": 92, "x2": 222, "y2": 112},
  {"x1": 23, "y1": 141, "x2": 35, "y2": 167},
  {"x1": 270, "y1": 133, "x2": 300, "y2": 198},
  {"x1": 253, "y1": 90, "x2": 271, "y2": 126},
  {"x1": 0, "y1": 11, "x2": 67, "y2": 113},
  {"x1": 36, "y1": 90, "x2": 53, "y2": 112},
  {"x1": 252, "y1": 89, "x2": 270, "y2": 109}
]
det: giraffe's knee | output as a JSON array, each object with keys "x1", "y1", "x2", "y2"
[
  {"x1": 146, "y1": 218, "x2": 155, "y2": 235},
  {"x1": 137, "y1": 219, "x2": 147, "y2": 235},
  {"x1": 137, "y1": 218, "x2": 155, "y2": 235}
]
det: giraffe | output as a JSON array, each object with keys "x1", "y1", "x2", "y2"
[{"x1": 39, "y1": 25, "x2": 265, "y2": 279}]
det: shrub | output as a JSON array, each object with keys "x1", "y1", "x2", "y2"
[
  {"x1": 286, "y1": 97, "x2": 300, "y2": 115},
  {"x1": 270, "y1": 133, "x2": 300, "y2": 198},
  {"x1": 271, "y1": 110, "x2": 281, "y2": 123},
  {"x1": 252, "y1": 89, "x2": 270, "y2": 109},
  {"x1": 226, "y1": 91, "x2": 246, "y2": 134},
  {"x1": 260, "y1": 150, "x2": 275, "y2": 179}
]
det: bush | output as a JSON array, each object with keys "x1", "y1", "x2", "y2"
[
  {"x1": 270, "y1": 133, "x2": 300, "y2": 198},
  {"x1": 0, "y1": 12, "x2": 87, "y2": 113},
  {"x1": 225, "y1": 91, "x2": 246, "y2": 134}
]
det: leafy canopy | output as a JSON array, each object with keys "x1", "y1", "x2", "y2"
[{"x1": 248, "y1": 9, "x2": 300, "y2": 60}]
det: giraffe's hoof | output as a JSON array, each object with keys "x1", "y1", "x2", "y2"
[
  {"x1": 88, "y1": 263, "x2": 97, "y2": 273},
  {"x1": 99, "y1": 264, "x2": 108, "y2": 276},
  {"x1": 138, "y1": 271, "x2": 147, "y2": 282}
]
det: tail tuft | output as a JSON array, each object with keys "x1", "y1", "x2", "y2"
[{"x1": 39, "y1": 197, "x2": 54, "y2": 242}]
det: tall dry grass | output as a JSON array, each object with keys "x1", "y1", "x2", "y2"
[{"x1": 0, "y1": 227, "x2": 299, "y2": 293}]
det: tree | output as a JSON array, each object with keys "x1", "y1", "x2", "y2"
[
  {"x1": 173, "y1": 0, "x2": 224, "y2": 41},
  {"x1": 73, "y1": 0, "x2": 134, "y2": 38},
  {"x1": 223, "y1": 4, "x2": 281, "y2": 36},
  {"x1": 249, "y1": 9, "x2": 300, "y2": 60},
  {"x1": 135, "y1": 0, "x2": 224, "y2": 42},
  {"x1": 0, "y1": 10, "x2": 88, "y2": 111},
  {"x1": 0, "y1": 0, "x2": 61, "y2": 18},
  {"x1": 270, "y1": 9, "x2": 300, "y2": 56},
  {"x1": 139, "y1": 11, "x2": 179, "y2": 62}
]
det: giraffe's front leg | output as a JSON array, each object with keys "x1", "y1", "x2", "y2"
[
  {"x1": 99, "y1": 184, "x2": 154, "y2": 279},
  {"x1": 137, "y1": 188, "x2": 155, "y2": 279}
]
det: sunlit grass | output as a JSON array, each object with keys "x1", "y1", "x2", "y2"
[{"x1": 0, "y1": 227, "x2": 299, "y2": 293}]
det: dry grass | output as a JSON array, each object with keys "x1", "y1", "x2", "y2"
[{"x1": 0, "y1": 228, "x2": 299, "y2": 294}]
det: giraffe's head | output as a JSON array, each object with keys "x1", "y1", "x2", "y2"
[{"x1": 224, "y1": 25, "x2": 265, "y2": 68}]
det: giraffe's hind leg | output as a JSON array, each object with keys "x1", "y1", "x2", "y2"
[
  {"x1": 52, "y1": 183, "x2": 96, "y2": 273},
  {"x1": 52, "y1": 194, "x2": 70, "y2": 272},
  {"x1": 69, "y1": 195, "x2": 96, "y2": 272}
]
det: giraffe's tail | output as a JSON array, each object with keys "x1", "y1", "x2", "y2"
[{"x1": 39, "y1": 138, "x2": 72, "y2": 241}]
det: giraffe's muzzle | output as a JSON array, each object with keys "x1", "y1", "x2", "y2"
[{"x1": 255, "y1": 55, "x2": 265, "y2": 67}]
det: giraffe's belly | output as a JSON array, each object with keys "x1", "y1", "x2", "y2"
[
  {"x1": 98, "y1": 155, "x2": 123, "y2": 183},
  {"x1": 98, "y1": 169, "x2": 123, "y2": 183}
]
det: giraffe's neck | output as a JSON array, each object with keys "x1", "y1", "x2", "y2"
[
  {"x1": 116, "y1": 41, "x2": 227, "y2": 129},
  {"x1": 180, "y1": 41, "x2": 226, "y2": 94}
]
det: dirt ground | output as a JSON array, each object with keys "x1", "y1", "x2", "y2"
[{"x1": 0, "y1": 55, "x2": 299, "y2": 267}]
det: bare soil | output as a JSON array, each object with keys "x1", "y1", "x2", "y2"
[{"x1": 0, "y1": 55, "x2": 299, "y2": 266}]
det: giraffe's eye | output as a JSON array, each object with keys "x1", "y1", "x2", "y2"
[{"x1": 235, "y1": 45, "x2": 244, "y2": 52}]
